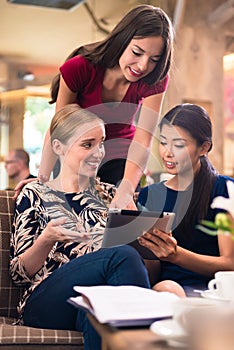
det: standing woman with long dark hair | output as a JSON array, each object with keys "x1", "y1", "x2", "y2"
[{"x1": 37, "y1": 4, "x2": 174, "y2": 209}]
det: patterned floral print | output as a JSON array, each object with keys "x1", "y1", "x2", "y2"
[{"x1": 9, "y1": 179, "x2": 115, "y2": 318}]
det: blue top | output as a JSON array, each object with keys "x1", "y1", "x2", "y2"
[{"x1": 138, "y1": 175, "x2": 234, "y2": 288}]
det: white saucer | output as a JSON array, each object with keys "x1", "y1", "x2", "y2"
[
  {"x1": 201, "y1": 290, "x2": 231, "y2": 302},
  {"x1": 150, "y1": 319, "x2": 188, "y2": 347}
]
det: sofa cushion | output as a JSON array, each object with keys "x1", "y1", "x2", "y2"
[
  {"x1": 0, "y1": 316, "x2": 83, "y2": 346},
  {"x1": 0, "y1": 190, "x2": 23, "y2": 318}
]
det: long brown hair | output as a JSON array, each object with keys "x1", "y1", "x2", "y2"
[{"x1": 50, "y1": 5, "x2": 174, "y2": 104}]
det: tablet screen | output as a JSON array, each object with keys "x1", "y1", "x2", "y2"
[{"x1": 101, "y1": 209, "x2": 175, "y2": 259}]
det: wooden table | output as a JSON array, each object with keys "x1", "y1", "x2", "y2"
[
  {"x1": 87, "y1": 302, "x2": 234, "y2": 350},
  {"x1": 87, "y1": 314, "x2": 186, "y2": 350}
]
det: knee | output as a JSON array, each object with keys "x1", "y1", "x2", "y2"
[
  {"x1": 112, "y1": 245, "x2": 142, "y2": 262},
  {"x1": 108, "y1": 245, "x2": 145, "y2": 269},
  {"x1": 152, "y1": 280, "x2": 186, "y2": 298}
]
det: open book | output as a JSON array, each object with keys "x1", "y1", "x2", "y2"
[{"x1": 68, "y1": 285, "x2": 179, "y2": 327}]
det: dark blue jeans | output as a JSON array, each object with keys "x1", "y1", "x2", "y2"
[{"x1": 23, "y1": 245, "x2": 150, "y2": 350}]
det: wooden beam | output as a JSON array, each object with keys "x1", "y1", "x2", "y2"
[
  {"x1": 173, "y1": 0, "x2": 186, "y2": 34},
  {"x1": 208, "y1": 0, "x2": 234, "y2": 26}
]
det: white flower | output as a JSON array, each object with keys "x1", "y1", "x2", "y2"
[{"x1": 210, "y1": 180, "x2": 234, "y2": 218}]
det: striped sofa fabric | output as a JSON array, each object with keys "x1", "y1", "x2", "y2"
[{"x1": 0, "y1": 190, "x2": 84, "y2": 349}]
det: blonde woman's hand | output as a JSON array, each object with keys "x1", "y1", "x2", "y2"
[{"x1": 41, "y1": 218, "x2": 92, "y2": 244}]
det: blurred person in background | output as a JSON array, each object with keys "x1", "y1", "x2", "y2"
[{"x1": 5, "y1": 148, "x2": 36, "y2": 189}]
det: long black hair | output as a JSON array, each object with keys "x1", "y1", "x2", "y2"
[
  {"x1": 159, "y1": 103, "x2": 218, "y2": 234},
  {"x1": 50, "y1": 5, "x2": 174, "y2": 104}
]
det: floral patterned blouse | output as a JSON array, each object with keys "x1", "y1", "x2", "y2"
[{"x1": 10, "y1": 179, "x2": 115, "y2": 318}]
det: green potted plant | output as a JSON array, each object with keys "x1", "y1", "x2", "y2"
[{"x1": 197, "y1": 180, "x2": 234, "y2": 240}]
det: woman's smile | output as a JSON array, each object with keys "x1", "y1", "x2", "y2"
[
  {"x1": 128, "y1": 66, "x2": 143, "y2": 77},
  {"x1": 164, "y1": 160, "x2": 177, "y2": 170}
]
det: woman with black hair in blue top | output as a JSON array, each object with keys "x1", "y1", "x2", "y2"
[{"x1": 137, "y1": 103, "x2": 234, "y2": 296}]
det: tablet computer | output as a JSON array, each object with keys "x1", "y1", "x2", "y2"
[{"x1": 101, "y1": 209, "x2": 175, "y2": 254}]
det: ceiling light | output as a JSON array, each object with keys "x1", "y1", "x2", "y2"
[
  {"x1": 18, "y1": 71, "x2": 35, "y2": 81},
  {"x1": 7, "y1": 0, "x2": 86, "y2": 10}
]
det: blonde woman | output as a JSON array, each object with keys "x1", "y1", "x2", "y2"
[{"x1": 10, "y1": 105, "x2": 150, "y2": 350}]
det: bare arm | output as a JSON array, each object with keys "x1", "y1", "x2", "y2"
[
  {"x1": 170, "y1": 234, "x2": 234, "y2": 275},
  {"x1": 110, "y1": 92, "x2": 165, "y2": 209},
  {"x1": 55, "y1": 76, "x2": 77, "y2": 112},
  {"x1": 38, "y1": 77, "x2": 78, "y2": 180},
  {"x1": 138, "y1": 229, "x2": 234, "y2": 277}
]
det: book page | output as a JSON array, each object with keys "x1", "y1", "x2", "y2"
[{"x1": 69, "y1": 285, "x2": 179, "y2": 325}]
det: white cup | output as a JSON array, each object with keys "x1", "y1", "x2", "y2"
[
  {"x1": 208, "y1": 271, "x2": 234, "y2": 300},
  {"x1": 173, "y1": 297, "x2": 218, "y2": 331},
  {"x1": 190, "y1": 305, "x2": 234, "y2": 350}
]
